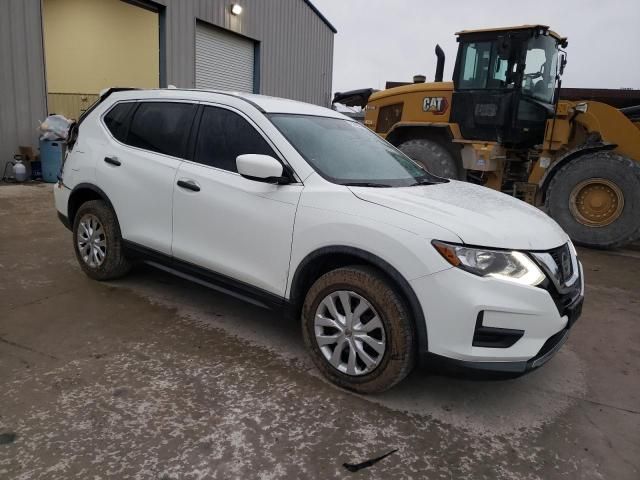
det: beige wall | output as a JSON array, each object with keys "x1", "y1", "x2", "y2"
[
  {"x1": 47, "y1": 92, "x2": 100, "y2": 119},
  {"x1": 43, "y1": 0, "x2": 159, "y2": 95}
]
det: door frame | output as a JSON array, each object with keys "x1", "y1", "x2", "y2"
[{"x1": 121, "y1": 0, "x2": 167, "y2": 87}]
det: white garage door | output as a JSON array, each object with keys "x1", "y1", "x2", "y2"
[{"x1": 195, "y1": 23, "x2": 255, "y2": 92}]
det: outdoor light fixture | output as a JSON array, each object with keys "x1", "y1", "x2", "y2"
[{"x1": 230, "y1": 4, "x2": 243, "y2": 15}]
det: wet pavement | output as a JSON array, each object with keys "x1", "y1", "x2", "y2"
[{"x1": 1, "y1": 183, "x2": 638, "y2": 479}]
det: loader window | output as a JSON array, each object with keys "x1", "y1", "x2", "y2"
[
  {"x1": 492, "y1": 57, "x2": 508, "y2": 83},
  {"x1": 460, "y1": 42, "x2": 490, "y2": 89},
  {"x1": 459, "y1": 42, "x2": 512, "y2": 89},
  {"x1": 521, "y1": 35, "x2": 559, "y2": 104}
]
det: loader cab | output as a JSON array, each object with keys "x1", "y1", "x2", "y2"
[{"x1": 450, "y1": 25, "x2": 567, "y2": 148}]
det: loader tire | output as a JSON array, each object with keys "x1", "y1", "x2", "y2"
[
  {"x1": 397, "y1": 138, "x2": 462, "y2": 180},
  {"x1": 545, "y1": 152, "x2": 640, "y2": 249}
]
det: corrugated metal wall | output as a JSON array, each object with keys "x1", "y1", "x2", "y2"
[
  {"x1": 158, "y1": 0, "x2": 334, "y2": 106},
  {"x1": 0, "y1": 0, "x2": 334, "y2": 176},
  {"x1": 0, "y1": 0, "x2": 48, "y2": 176}
]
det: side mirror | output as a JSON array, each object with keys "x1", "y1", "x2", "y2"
[
  {"x1": 236, "y1": 154, "x2": 289, "y2": 184},
  {"x1": 559, "y1": 52, "x2": 567, "y2": 76}
]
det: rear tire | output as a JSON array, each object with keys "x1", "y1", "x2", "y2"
[
  {"x1": 301, "y1": 266, "x2": 415, "y2": 394},
  {"x1": 397, "y1": 138, "x2": 461, "y2": 179},
  {"x1": 545, "y1": 152, "x2": 640, "y2": 249},
  {"x1": 72, "y1": 200, "x2": 131, "y2": 280}
]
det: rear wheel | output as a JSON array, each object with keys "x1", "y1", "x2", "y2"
[
  {"x1": 73, "y1": 200, "x2": 131, "y2": 280},
  {"x1": 545, "y1": 152, "x2": 640, "y2": 249},
  {"x1": 301, "y1": 266, "x2": 415, "y2": 394},
  {"x1": 397, "y1": 138, "x2": 461, "y2": 179}
]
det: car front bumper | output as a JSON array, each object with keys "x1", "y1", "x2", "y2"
[{"x1": 410, "y1": 260, "x2": 584, "y2": 373}]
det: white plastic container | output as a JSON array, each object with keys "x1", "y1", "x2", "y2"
[{"x1": 13, "y1": 160, "x2": 27, "y2": 182}]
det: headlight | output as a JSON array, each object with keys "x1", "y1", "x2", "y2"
[{"x1": 432, "y1": 241, "x2": 545, "y2": 286}]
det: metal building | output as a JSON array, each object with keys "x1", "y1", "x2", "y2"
[{"x1": 0, "y1": 0, "x2": 335, "y2": 176}]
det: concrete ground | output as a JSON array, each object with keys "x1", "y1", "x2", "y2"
[{"x1": 0, "y1": 183, "x2": 638, "y2": 480}]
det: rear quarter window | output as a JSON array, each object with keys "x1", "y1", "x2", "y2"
[{"x1": 103, "y1": 102, "x2": 136, "y2": 142}]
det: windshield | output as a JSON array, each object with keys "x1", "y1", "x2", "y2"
[
  {"x1": 268, "y1": 114, "x2": 444, "y2": 187},
  {"x1": 521, "y1": 35, "x2": 559, "y2": 104}
]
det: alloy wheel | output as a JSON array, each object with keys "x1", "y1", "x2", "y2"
[
  {"x1": 77, "y1": 213, "x2": 107, "y2": 268},
  {"x1": 314, "y1": 290, "x2": 386, "y2": 376}
]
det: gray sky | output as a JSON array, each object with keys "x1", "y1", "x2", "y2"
[{"x1": 312, "y1": 0, "x2": 640, "y2": 94}]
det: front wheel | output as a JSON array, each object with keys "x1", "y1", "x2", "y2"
[
  {"x1": 301, "y1": 266, "x2": 416, "y2": 394},
  {"x1": 545, "y1": 152, "x2": 640, "y2": 249}
]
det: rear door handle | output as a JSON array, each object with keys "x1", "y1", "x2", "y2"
[
  {"x1": 177, "y1": 179, "x2": 200, "y2": 192},
  {"x1": 104, "y1": 156, "x2": 121, "y2": 166}
]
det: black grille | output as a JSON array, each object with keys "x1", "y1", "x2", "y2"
[
  {"x1": 532, "y1": 243, "x2": 581, "y2": 318},
  {"x1": 548, "y1": 243, "x2": 573, "y2": 284},
  {"x1": 375, "y1": 103, "x2": 403, "y2": 133},
  {"x1": 540, "y1": 268, "x2": 581, "y2": 318},
  {"x1": 554, "y1": 285, "x2": 582, "y2": 317}
]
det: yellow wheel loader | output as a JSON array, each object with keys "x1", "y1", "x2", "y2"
[{"x1": 333, "y1": 25, "x2": 640, "y2": 249}]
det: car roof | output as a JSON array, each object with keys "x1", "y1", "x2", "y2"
[{"x1": 106, "y1": 88, "x2": 349, "y2": 120}]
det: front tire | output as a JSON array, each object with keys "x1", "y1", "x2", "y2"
[
  {"x1": 397, "y1": 138, "x2": 461, "y2": 179},
  {"x1": 545, "y1": 152, "x2": 640, "y2": 249},
  {"x1": 301, "y1": 266, "x2": 415, "y2": 394},
  {"x1": 72, "y1": 200, "x2": 131, "y2": 280}
]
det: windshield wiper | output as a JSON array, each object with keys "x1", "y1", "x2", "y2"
[
  {"x1": 342, "y1": 182, "x2": 392, "y2": 188},
  {"x1": 409, "y1": 178, "x2": 438, "y2": 186}
]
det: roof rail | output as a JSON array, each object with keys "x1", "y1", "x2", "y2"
[
  {"x1": 97, "y1": 86, "x2": 139, "y2": 100},
  {"x1": 79, "y1": 87, "x2": 138, "y2": 123}
]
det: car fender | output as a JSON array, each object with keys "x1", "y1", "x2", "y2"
[{"x1": 287, "y1": 192, "x2": 457, "y2": 299}]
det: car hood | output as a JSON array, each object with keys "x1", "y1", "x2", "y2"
[{"x1": 349, "y1": 180, "x2": 568, "y2": 250}]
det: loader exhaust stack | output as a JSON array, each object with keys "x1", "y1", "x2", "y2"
[{"x1": 435, "y1": 44, "x2": 445, "y2": 82}]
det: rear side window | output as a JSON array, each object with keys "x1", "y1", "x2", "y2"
[
  {"x1": 127, "y1": 102, "x2": 196, "y2": 158},
  {"x1": 103, "y1": 102, "x2": 135, "y2": 142},
  {"x1": 194, "y1": 106, "x2": 276, "y2": 172}
]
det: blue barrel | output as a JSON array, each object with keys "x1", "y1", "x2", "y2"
[{"x1": 39, "y1": 140, "x2": 66, "y2": 183}]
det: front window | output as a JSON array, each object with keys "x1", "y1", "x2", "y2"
[
  {"x1": 458, "y1": 41, "x2": 512, "y2": 90},
  {"x1": 268, "y1": 114, "x2": 443, "y2": 187},
  {"x1": 194, "y1": 106, "x2": 276, "y2": 172},
  {"x1": 457, "y1": 34, "x2": 560, "y2": 103},
  {"x1": 521, "y1": 35, "x2": 559, "y2": 104}
]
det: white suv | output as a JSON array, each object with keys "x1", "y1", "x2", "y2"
[{"x1": 54, "y1": 88, "x2": 584, "y2": 393}]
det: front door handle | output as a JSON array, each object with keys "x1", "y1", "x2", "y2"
[
  {"x1": 177, "y1": 179, "x2": 200, "y2": 192},
  {"x1": 104, "y1": 156, "x2": 121, "y2": 166}
]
